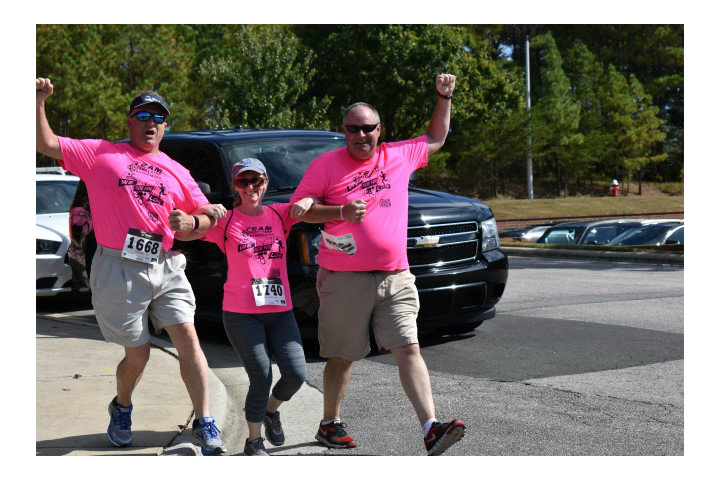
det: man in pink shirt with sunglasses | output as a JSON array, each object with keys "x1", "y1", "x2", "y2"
[
  {"x1": 36, "y1": 78, "x2": 228, "y2": 455},
  {"x1": 291, "y1": 73, "x2": 466, "y2": 455}
]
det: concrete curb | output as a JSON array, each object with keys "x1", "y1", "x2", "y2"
[
  {"x1": 37, "y1": 313, "x2": 229, "y2": 456},
  {"x1": 502, "y1": 246, "x2": 684, "y2": 266}
]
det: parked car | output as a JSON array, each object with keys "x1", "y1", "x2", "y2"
[
  {"x1": 536, "y1": 219, "x2": 647, "y2": 246},
  {"x1": 36, "y1": 166, "x2": 74, "y2": 175},
  {"x1": 607, "y1": 223, "x2": 684, "y2": 247},
  {"x1": 36, "y1": 173, "x2": 83, "y2": 296},
  {"x1": 499, "y1": 222, "x2": 554, "y2": 243},
  {"x1": 519, "y1": 225, "x2": 551, "y2": 243},
  {"x1": 68, "y1": 128, "x2": 508, "y2": 336}
]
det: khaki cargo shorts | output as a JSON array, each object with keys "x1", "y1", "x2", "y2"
[
  {"x1": 90, "y1": 245, "x2": 196, "y2": 347},
  {"x1": 316, "y1": 267, "x2": 419, "y2": 361}
]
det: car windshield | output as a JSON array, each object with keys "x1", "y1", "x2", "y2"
[
  {"x1": 223, "y1": 136, "x2": 347, "y2": 191},
  {"x1": 607, "y1": 225, "x2": 674, "y2": 246},
  {"x1": 36, "y1": 180, "x2": 79, "y2": 214}
]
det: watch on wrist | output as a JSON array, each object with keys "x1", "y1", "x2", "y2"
[{"x1": 438, "y1": 92, "x2": 453, "y2": 100}]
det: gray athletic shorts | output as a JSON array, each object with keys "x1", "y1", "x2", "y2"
[
  {"x1": 316, "y1": 267, "x2": 419, "y2": 361},
  {"x1": 90, "y1": 245, "x2": 196, "y2": 347}
]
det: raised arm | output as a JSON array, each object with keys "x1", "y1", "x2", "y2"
[
  {"x1": 36, "y1": 78, "x2": 63, "y2": 160},
  {"x1": 425, "y1": 73, "x2": 456, "y2": 156}
]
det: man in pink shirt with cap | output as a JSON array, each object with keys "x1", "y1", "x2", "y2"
[
  {"x1": 292, "y1": 73, "x2": 466, "y2": 455},
  {"x1": 36, "y1": 78, "x2": 228, "y2": 455}
]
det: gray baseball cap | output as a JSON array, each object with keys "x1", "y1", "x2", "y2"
[{"x1": 231, "y1": 158, "x2": 267, "y2": 178}]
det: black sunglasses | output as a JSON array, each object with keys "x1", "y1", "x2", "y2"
[
  {"x1": 234, "y1": 176, "x2": 266, "y2": 188},
  {"x1": 132, "y1": 111, "x2": 167, "y2": 123},
  {"x1": 344, "y1": 124, "x2": 379, "y2": 134}
]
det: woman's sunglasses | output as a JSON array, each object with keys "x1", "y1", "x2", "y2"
[
  {"x1": 132, "y1": 111, "x2": 167, "y2": 124},
  {"x1": 234, "y1": 176, "x2": 266, "y2": 188},
  {"x1": 344, "y1": 124, "x2": 379, "y2": 134}
]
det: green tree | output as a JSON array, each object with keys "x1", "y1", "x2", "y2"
[
  {"x1": 601, "y1": 66, "x2": 667, "y2": 193},
  {"x1": 198, "y1": 25, "x2": 331, "y2": 130},
  {"x1": 531, "y1": 33, "x2": 583, "y2": 197}
]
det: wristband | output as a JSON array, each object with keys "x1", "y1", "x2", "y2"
[
  {"x1": 338, "y1": 205, "x2": 344, "y2": 220},
  {"x1": 192, "y1": 215, "x2": 200, "y2": 231},
  {"x1": 438, "y1": 93, "x2": 453, "y2": 100}
]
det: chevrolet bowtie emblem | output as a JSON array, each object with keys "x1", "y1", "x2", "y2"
[{"x1": 416, "y1": 235, "x2": 440, "y2": 248}]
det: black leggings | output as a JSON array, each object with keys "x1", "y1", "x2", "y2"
[{"x1": 222, "y1": 310, "x2": 307, "y2": 422}]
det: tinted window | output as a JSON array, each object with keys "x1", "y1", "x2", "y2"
[
  {"x1": 540, "y1": 228, "x2": 577, "y2": 244},
  {"x1": 160, "y1": 142, "x2": 225, "y2": 194},
  {"x1": 665, "y1": 226, "x2": 684, "y2": 244},
  {"x1": 224, "y1": 137, "x2": 346, "y2": 191},
  {"x1": 582, "y1": 226, "x2": 620, "y2": 245},
  {"x1": 607, "y1": 225, "x2": 674, "y2": 246},
  {"x1": 36, "y1": 180, "x2": 79, "y2": 214}
]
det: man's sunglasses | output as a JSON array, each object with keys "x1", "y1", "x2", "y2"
[
  {"x1": 234, "y1": 176, "x2": 266, "y2": 188},
  {"x1": 132, "y1": 111, "x2": 167, "y2": 123},
  {"x1": 344, "y1": 124, "x2": 379, "y2": 134}
]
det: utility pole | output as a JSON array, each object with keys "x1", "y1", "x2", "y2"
[{"x1": 525, "y1": 25, "x2": 539, "y2": 200}]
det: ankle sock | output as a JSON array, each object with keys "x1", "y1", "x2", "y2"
[
  {"x1": 321, "y1": 419, "x2": 340, "y2": 425},
  {"x1": 422, "y1": 418, "x2": 437, "y2": 437}
]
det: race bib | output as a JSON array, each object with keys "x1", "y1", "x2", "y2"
[
  {"x1": 251, "y1": 278, "x2": 287, "y2": 306},
  {"x1": 122, "y1": 228, "x2": 163, "y2": 264},
  {"x1": 321, "y1": 230, "x2": 357, "y2": 256}
]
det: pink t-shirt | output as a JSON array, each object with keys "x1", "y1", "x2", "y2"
[
  {"x1": 291, "y1": 137, "x2": 428, "y2": 271},
  {"x1": 58, "y1": 137, "x2": 209, "y2": 252},
  {"x1": 202, "y1": 203, "x2": 298, "y2": 314}
]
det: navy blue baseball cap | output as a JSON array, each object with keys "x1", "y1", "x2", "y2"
[{"x1": 129, "y1": 92, "x2": 170, "y2": 116}]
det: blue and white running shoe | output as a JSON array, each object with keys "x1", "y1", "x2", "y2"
[
  {"x1": 107, "y1": 397, "x2": 133, "y2": 447},
  {"x1": 192, "y1": 416, "x2": 227, "y2": 455}
]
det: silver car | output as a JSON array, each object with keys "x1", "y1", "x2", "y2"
[{"x1": 36, "y1": 173, "x2": 81, "y2": 296}]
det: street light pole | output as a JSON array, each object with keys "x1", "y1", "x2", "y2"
[{"x1": 525, "y1": 32, "x2": 534, "y2": 200}]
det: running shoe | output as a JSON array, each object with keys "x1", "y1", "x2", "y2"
[
  {"x1": 315, "y1": 421, "x2": 357, "y2": 449},
  {"x1": 192, "y1": 416, "x2": 228, "y2": 456},
  {"x1": 263, "y1": 411, "x2": 285, "y2": 446},
  {"x1": 424, "y1": 419, "x2": 466, "y2": 456},
  {"x1": 244, "y1": 437, "x2": 269, "y2": 456},
  {"x1": 107, "y1": 397, "x2": 133, "y2": 447}
]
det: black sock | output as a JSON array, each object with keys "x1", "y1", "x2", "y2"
[{"x1": 266, "y1": 410, "x2": 277, "y2": 418}]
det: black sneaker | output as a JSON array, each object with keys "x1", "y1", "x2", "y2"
[
  {"x1": 315, "y1": 421, "x2": 357, "y2": 448},
  {"x1": 244, "y1": 437, "x2": 269, "y2": 456},
  {"x1": 263, "y1": 411, "x2": 285, "y2": 446},
  {"x1": 424, "y1": 419, "x2": 466, "y2": 456}
]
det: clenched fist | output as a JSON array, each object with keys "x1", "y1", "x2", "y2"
[
  {"x1": 342, "y1": 199, "x2": 367, "y2": 223},
  {"x1": 169, "y1": 209, "x2": 193, "y2": 232},
  {"x1": 36, "y1": 78, "x2": 54, "y2": 103},
  {"x1": 436, "y1": 73, "x2": 456, "y2": 96}
]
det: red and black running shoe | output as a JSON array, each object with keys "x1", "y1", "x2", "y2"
[
  {"x1": 424, "y1": 419, "x2": 466, "y2": 456},
  {"x1": 315, "y1": 421, "x2": 358, "y2": 449}
]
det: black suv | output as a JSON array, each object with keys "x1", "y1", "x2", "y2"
[{"x1": 68, "y1": 129, "x2": 508, "y2": 336}]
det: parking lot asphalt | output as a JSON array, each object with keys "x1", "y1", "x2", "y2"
[{"x1": 36, "y1": 249, "x2": 685, "y2": 458}]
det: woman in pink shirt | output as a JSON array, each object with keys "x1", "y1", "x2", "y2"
[{"x1": 185, "y1": 158, "x2": 318, "y2": 455}]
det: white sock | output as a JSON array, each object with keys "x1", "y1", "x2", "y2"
[
  {"x1": 422, "y1": 418, "x2": 437, "y2": 437},
  {"x1": 321, "y1": 419, "x2": 340, "y2": 425}
]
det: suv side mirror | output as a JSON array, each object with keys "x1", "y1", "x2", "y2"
[{"x1": 197, "y1": 181, "x2": 211, "y2": 196}]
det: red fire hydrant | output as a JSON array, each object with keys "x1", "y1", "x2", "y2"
[{"x1": 610, "y1": 179, "x2": 619, "y2": 197}]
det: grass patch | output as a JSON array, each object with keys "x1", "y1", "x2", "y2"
[
  {"x1": 500, "y1": 241, "x2": 683, "y2": 254},
  {"x1": 487, "y1": 196, "x2": 684, "y2": 220}
]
